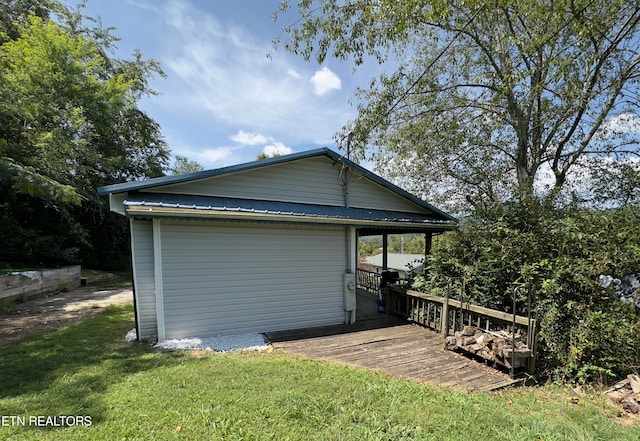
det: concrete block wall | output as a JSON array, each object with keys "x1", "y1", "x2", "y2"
[{"x1": 0, "y1": 265, "x2": 81, "y2": 301}]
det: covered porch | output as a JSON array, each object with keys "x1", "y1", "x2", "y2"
[{"x1": 354, "y1": 227, "x2": 435, "y2": 321}]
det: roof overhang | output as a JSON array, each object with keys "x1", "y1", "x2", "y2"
[{"x1": 122, "y1": 192, "x2": 458, "y2": 232}]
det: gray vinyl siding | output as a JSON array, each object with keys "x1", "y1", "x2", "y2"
[
  {"x1": 146, "y1": 156, "x2": 344, "y2": 206},
  {"x1": 130, "y1": 220, "x2": 157, "y2": 340},
  {"x1": 144, "y1": 156, "x2": 427, "y2": 213},
  {"x1": 159, "y1": 220, "x2": 346, "y2": 338},
  {"x1": 347, "y1": 175, "x2": 428, "y2": 213}
]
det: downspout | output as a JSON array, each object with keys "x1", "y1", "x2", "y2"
[
  {"x1": 342, "y1": 135, "x2": 352, "y2": 274},
  {"x1": 342, "y1": 133, "x2": 355, "y2": 323},
  {"x1": 342, "y1": 132, "x2": 353, "y2": 211}
]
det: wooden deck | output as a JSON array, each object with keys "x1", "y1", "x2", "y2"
[{"x1": 265, "y1": 315, "x2": 521, "y2": 392}]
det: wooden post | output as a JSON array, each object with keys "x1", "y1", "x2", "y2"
[
  {"x1": 382, "y1": 233, "x2": 388, "y2": 270},
  {"x1": 441, "y1": 297, "x2": 449, "y2": 337},
  {"x1": 441, "y1": 281, "x2": 450, "y2": 338},
  {"x1": 384, "y1": 287, "x2": 392, "y2": 315},
  {"x1": 425, "y1": 232, "x2": 432, "y2": 255}
]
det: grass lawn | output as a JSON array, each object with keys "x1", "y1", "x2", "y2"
[
  {"x1": 81, "y1": 268, "x2": 133, "y2": 286},
  {"x1": 0, "y1": 306, "x2": 637, "y2": 440}
]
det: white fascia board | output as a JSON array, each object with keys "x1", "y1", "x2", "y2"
[{"x1": 109, "y1": 193, "x2": 127, "y2": 215}]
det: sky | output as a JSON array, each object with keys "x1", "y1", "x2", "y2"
[
  {"x1": 62, "y1": 0, "x2": 640, "y2": 196},
  {"x1": 69, "y1": 0, "x2": 384, "y2": 170}
]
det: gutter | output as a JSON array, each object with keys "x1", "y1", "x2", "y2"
[{"x1": 124, "y1": 205, "x2": 458, "y2": 230}]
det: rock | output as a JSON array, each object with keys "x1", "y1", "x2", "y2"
[
  {"x1": 604, "y1": 376, "x2": 640, "y2": 416},
  {"x1": 628, "y1": 374, "x2": 640, "y2": 395},
  {"x1": 622, "y1": 396, "x2": 640, "y2": 414},
  {"x1": 606, "y1": 390, "x2": 627, "y2": 403}
]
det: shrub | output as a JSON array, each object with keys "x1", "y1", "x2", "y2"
[{"x1": 420, "y1": 202, "x2": 640, "y2": 384}]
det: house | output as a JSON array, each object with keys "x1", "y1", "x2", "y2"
[
  {"x1": 363, "y1": 253, "x2": 425, "y2": 279},
  {"x1": 98, "y1": 148, "x2": 457, "y2": 341}
]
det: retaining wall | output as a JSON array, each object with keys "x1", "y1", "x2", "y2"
[{"x1": 0, "y1": 265, "x2": 81, "y2": 301}]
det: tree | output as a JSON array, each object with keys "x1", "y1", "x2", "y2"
[
  {"x1": 257, "y1": 151, "x2": 283, "y2": 160},
  {"x1": 275, "y1": 0, "x2": 640, "y2": 211},
  {"x1": 0, "y1": 0, "x2": 51, "y2": 41},
  {"x1": 171, "y1": 155, "x2": 204, "y2": 175},
  {"x1": 0, "y1": 3, "x2": 169, "y2": 267}
]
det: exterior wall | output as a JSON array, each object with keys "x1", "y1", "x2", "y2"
[
  {"x1": 347, "y1": 175, "x2": 426, "y2": 213},
  {"x1": 144, "y1": 156, "x2": 428, "y2": 214},
  {"x1": 157, "y1": 220, "x2": 347, "y2": 338},
  {"x1": 130, "y1": 220, "x2": 157, "y2": 340}
]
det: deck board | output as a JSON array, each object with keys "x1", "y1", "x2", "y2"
[{"x1": 266, "y1": 318, "x2": 519, "y2": 392}]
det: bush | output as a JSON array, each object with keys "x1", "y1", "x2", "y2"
[{"x1": 420, "y1": 201, "x2": 640, "y2": 384}]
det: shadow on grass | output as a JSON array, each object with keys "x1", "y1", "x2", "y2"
[{"x1": 0, "y1": 305, "x2": 176, "y2": 425}]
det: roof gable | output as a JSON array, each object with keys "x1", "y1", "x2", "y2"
[
  {"x1": 98, "y1": 148, "x2": 457, "y2": 224},
  {"x1": 98, "y1": 149, "x2": 330, "y2": 195}
]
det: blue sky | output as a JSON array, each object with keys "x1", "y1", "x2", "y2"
[{"x1": 71, "y1": 0, "x2": 385, "y2": 170}]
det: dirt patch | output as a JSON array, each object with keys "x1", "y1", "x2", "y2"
[{"x1": 0, "y1": 285, "x2": 133, "y2": 346}]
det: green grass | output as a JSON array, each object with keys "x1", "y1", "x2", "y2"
[
  {"x1": 0, "y1": 306, "x2": 637, "y2": 440},
  {"x1": 81, "y1": 269, "x2": 133, "y2": 287}
]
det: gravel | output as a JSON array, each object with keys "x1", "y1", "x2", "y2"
[
  {"x1": 125, "y1": 328, "x2": 270, "y2": 352},
  {"x1": 125, "y1": 328, "x2": 137, "y2": 342},
  {"x1": 151, "y1": 332, "x2": 270, "y2": 352}
]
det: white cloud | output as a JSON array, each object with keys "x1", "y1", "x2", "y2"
[
  {"x1": 229, "y1": 130, "x2": 294, "y2": 159},
  {"x1": 262, "y1": 142, "x2": 293, "y2": 157},
  {"x1": 172, "y1": 146, "x2": 235, "y2": 168},
  {"x1": 230, "y1": 130, "x2": 269, "y2": 145},
  {"x1": 229, "y1": 130, "x2": 292, "y2": 156},
  {"x1": 197, "y1": 147, "x2": 236, "y2": 164},
  {"x1": 310, "y1": 67, "x2": 342, "y2": 96},
  {"x1": 287, "y1": 68, "x2": 301, "y2": 79},
  {"x1": 595, "y1": 111, "x2": 640, "y2": 141},
  {"x1": 155, "y1": 1, "x2": 352, "y2": 146}
]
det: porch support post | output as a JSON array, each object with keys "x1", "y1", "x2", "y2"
[
  {"x1": 424, "y1": 232, "x2": 432, "y2": 275},
  {"x1": 347, "y1": 227, "x2": 357, "y2": 273},
  {"x1": 425, "y1": 232, "x2": 433, "y2": 255},
  {"x1": 382, "y1": 232, "x2": 388, "y2": 270}
]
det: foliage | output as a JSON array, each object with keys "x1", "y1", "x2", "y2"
[
  {"x1": 0, "y1": 305, "x2": 637, "y2": 440},
  {"x1": 276, "y1": 0, "x2": 640, "y2": 211},
  {"x1": 421, "y1": 203, "x2": 640, "y2": 383},
  {"x1": 0, "y1": 0, "x2": 51, "y2": 41},
  {"x1": 359, "y1": 233, "x2": 426, "y2": 256},
  {"x1": 170, "y1": 155, "x2": 204, "y2": 175},
  {"x1": 257, "y1": 151, "x2": 283, "y2": 160},
  {"x1": 0, "y1": 2, "x2": 169, "y2": 268}
]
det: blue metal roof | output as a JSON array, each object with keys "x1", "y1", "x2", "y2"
[
  {"x1": 98, "y1": 148, "x2": 457, "y2": 223},
  {"x1": 123, "y1": 192, "x2": 455, "y2": 227}
]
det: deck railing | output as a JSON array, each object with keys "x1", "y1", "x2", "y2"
[
  {"x1": 385, "y1": 285, "x2": 537, "y2": 375},
  {"x1": 356, "y1": 268, "x2": 381, "y2": 295}
]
